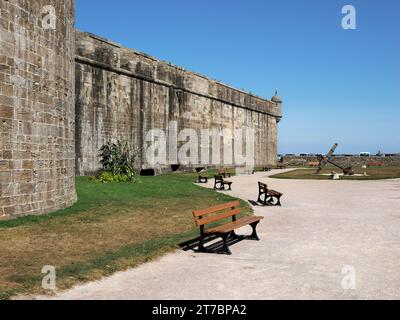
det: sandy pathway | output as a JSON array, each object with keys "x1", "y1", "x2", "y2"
[{"x1": 32, "y1": 170, "x2": 400, "y2": 299}]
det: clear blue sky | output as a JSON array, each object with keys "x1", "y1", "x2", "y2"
[{"x1": 76, "y1": 0, "x2": 400, "y2": 155}]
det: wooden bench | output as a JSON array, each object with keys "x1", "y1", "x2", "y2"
[
  {"x1": 213, "y1": 175, "x2": 232, "y2": 191},
  {"x1": 194, "y1": 167, "x2": 208, "y2": 183},
  {"x1": 192, "y1": 200, "x2": 264, "y2": 255},
  {"x1": 262, "y1": 167, "x2": 271, "y2": 172},
  {"x1": 217, "y1": 168, "x2": 231, "y2": 178},
  {"x1": 257, "y1": 182, "x2": 283, "y2": 206}
]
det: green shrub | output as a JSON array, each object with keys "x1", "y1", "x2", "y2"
[
  {"x1": 95, "y1": 171, "x2": 136, "y2": 183},
  {"x1": 95, "y1": 139, "x2": 139, "y2": 183}
]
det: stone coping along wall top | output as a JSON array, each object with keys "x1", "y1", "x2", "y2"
[{"x1": 75, "y1": 31, "x2": 282, "y2": 120}]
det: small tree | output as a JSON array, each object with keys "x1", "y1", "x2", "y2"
[{"x1": 98, "y1": 139, "x2": 138, "y2": 182}]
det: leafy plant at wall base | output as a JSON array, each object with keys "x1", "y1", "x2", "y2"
[
  {"x1": 97, "y1": 139, "x2": 139, "y2": 182},
  {"x1": 96, "y1": 171, "x2": 133, "y2": 183}
]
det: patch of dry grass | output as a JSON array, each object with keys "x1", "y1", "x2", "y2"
[{"x1": 0, "y1": 173, "x2": 251, "y2": 299}]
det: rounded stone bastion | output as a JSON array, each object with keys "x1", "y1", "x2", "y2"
[{"x1": 0, "y1": 0, "x2": 77, "y2": 217}]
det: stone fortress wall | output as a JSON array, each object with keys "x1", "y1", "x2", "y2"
[
  {"x1": 0, "y1": 0, "x2": 76, "y2": 217},
  {"x1": 74, "y1": 32, "x2": 282, "y2": 175}
]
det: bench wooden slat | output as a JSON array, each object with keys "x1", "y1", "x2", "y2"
[
  {"x1": 259, "y1": 182, "x2": 282, "y2": 195},
  {"x1": 268, "y1": 189, "x2": 282, "y2": 196},
  {"x1": 192, "y1": 200, "x2": 240, "y2": 217},
  {"x1": 205, "y1": 216, "x2": 264, "y2": 234},
  {"x1": 194, "y1": 208, "x2": 241, "y2": 226}
]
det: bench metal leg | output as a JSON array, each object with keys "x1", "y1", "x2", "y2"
[
  {"x1": 258, "y1": 193, "x2": 270, "y2": 206},
  {"x1": 198, "y1": 233, "x2": 209, "y2": 253},
  {"x1": 247, "y1": 221, "x2": 260, "y2": 240},
  {"x1": 197, "y1": 176, "x2": 208, "y2": 183},
  {"x1": 229, "y1": 230, "x2": 239, "y2": 239},
  {"x1": 267, "y1": 196, "x2": 275, "y2": 205},
  {"x1": 267, "y1": 195, "x2": 281, "y2": 206},
  {"x1": 258, "y1": 192, "x2": 271, "y2": 206},
  {"x1": 221, "y1": 233, "x2": 232, "y2": 255},
  {"x1": 258, "y1": 190, "x2": 282, "y2": 206}
]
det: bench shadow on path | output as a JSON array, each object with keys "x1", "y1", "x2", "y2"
[{"x1": 179, "y1": 234, "x2": 247, "y2": 255}]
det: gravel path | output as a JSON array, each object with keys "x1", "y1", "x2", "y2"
[{"x1": 33, "y1": 170, "x2": 400, "y2": 300}]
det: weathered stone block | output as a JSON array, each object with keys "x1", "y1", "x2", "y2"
[
  {"x1": 0, "y1": 171, "x2": 11, "y2": 184},
  {"x1": 22, "y1": 160, "x2": 33, "y2": 170},
  {"x1": 0, "y1": 197, "x2": 11, "y2": 207},
  {"x1": 18, "y1": 182, "x2": 35, "y2": 195},
  {"x1": 3, "y1": 206, "x2": 15, "y2": 216},
  {"x1": 0, "y1": 160, "x2": 10, "y2": 170},
  {"x1": 12, "y1": 170, "x2": 33, "y2": 183},
  {"x1": 0, "y1": 106, "x2": 13, "y2": 118}
]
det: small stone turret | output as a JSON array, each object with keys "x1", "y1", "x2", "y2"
[
  {"x1": 271, "y1": 90, "x2": 283, "y2": 122},
  {"x1": 271, "y1": 89, "x2": 282, "y2": 104}
]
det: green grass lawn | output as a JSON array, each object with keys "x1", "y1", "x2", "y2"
[
  {"x1": 270, "y1": 165, "x2": 400, "y2": 180},
  {"x1": 0, "y1": 172, "x2": 251, "y2": 299}
]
